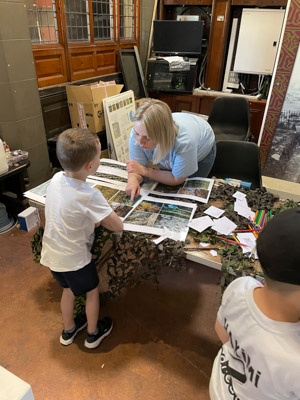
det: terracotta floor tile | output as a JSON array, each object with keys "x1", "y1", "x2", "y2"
[{"x1": 0, "y1": 227, "x2": 222, "y2": 399}]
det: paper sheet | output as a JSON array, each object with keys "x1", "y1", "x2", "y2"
[
  {"x1": 188, "y1": 216, "x2": 214, "y2": 233},
  {"x1": 211, "y1": 216, "x2": 237, "y2": 235},
  {"x1": 204, "y1": 206, "x2": 225, "y2": 218}
]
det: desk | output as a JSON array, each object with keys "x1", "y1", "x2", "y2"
[{"x1": 0, "y1": 160, "x2": 30, "y2": 215}]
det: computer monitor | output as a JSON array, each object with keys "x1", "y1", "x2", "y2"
[{"x1": 153, "y1": 20, "x2": 203, "y2": 56}]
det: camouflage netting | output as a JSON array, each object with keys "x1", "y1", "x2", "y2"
[
  {"x1": 31, "y1": 183, "x2": 300, "y2": 299},
  {"x1": 92, "y1": 230, "x2": 185, "y2": 299}
]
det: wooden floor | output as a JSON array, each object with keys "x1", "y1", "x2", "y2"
[{"x1": 0, "y1": 226, "x2": 222, "y2": 400}]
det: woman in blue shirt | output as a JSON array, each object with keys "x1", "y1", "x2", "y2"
[{"x1": 126, "y1": 99, "x2": 216, "y2": 201}]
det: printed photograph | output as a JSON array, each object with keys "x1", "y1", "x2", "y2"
[
  {"x1": 112, "y1": 122, "x2": 121, "y2": 139},
  {"x1": 153, "y1": 214, "x2": 190, "y2": 233},
  {"x1": 135, "y1": 200, "x2": 162, "y2": 214},
  {"x1": 94, "y1": 185, "x2": 119, "y2": 200},
  {"x1": 124, "y1": 210, "x2": 159, "y2": 226},
  {"x1": 177, "y1": 187, "x2": 209, "y2": 200},
  {"x1": 183, "y1": 179, "x2": 211, "y2": 189},
  {"x1": 160, "y1": 203, "x2": 193, "y2": 220},
  {"x1": 94, "y1": 172, "x2": 128, "y2": 183},
  {"x1": 153, "y1": 183, "x2": 183, "y2": 194},
  {"x1": 110, "y1": 190, "x2": 141, "y2": 206},
  {"x1": 263, "y1": 47, "x2": 300, "y2": 183},
  {"x1": 100, "y1": 161, "x2": 127, "y2": 171},
  {"x1": 111, "y1": 204, "x2": 133, "y2": 218}
]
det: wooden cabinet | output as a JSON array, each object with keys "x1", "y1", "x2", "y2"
[
  {"x1": 172, "y1": 95, "x2": 201, "y2": 113},
  {"x1": 149, "y1": 91, "x2": 266, "y2": 143}
]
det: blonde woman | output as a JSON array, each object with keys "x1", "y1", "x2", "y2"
[{"x1": 126, "y1": 99, "x2": 216, "y2": 201}]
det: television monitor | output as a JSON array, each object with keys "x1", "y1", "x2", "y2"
[{"x1": 153, "y1": 20, "x2": 203, "y2": 56}]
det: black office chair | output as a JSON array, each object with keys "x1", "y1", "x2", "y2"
[
  {"x1": 208, "y1": 140, "x2": 262, "y2": 189},
  {"x1": 208, "y1": 97, "x2": 251, "y2": 142}
]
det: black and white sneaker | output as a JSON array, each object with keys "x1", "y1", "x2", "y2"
[
  {"x1": 60, "y1": 315, "x2": 87, "y2": 346},
  {"x1": 84, "y1": 317, "x2": 113, "y2": 349}
]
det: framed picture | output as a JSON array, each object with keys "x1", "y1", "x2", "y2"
[{"x1": 259, "y1": 0, "x2": 300, "y2": 184}]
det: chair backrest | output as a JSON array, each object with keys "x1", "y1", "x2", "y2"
[
  {"x1": 208, "y1": 140, "x2": 262, "y2": 189},
  {"x1": 208, "y1": 96, "x2": 251, "y2": 142}
]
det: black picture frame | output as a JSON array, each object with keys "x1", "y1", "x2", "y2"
[{"x1": 118, "y1": 46, "x2": 148, "y2": 100}]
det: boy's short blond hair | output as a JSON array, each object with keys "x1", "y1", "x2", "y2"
[
  {"x1": 134, "y1": 99, "x2": 178, "y2": 164},
  {"x1": 56, "y1": 128, "x2": 100, "y2": 172}
]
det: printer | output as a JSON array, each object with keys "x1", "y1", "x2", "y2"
[{"x1": 147, "y1": 57, "x2": 199, "y2": 94}]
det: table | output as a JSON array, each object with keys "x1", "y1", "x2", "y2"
[{"x1": 28, "y1": 180, "x2": 298, "y2": 297}]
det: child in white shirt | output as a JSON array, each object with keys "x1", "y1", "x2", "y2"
[
  {"x1": 41, "y1": 128, "x2": 123, "y2": 349},
  {"x1": 210, "y1": 207, "x2": 300, "y2": 399}
]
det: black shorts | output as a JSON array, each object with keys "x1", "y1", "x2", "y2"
[{"x1": 51, "y1": 260, "x2": 99, "y2": 297}]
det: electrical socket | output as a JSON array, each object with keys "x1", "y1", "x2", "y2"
[{"x1": 228, "y1": 71, "x2": 239, "y2": 85}]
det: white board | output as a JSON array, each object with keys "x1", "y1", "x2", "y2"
[{"x1": 234, "y1": 9, "x2": 285, "y2": 75}]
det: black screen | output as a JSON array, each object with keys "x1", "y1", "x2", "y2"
[{"x1": 153, "y1": 20, "x2": 203, "y2": 55}]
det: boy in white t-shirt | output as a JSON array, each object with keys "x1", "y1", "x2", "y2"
[
  {"x1": 40, "y1": 128, "x2": 123, "y2": 349},
  {"x1": 210, "y1": 207, "x2": 300, "y2": 399}
]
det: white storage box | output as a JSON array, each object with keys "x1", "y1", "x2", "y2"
[
  {"x1": 0, "y1": 366, "x2": 34, "y2": 400},
  {"x1": 18, "y1": 207, "x2": 40, "y2": 232}
]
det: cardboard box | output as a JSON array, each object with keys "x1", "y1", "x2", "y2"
[
  {"x1": 66, "y1": 81, "x2": 123, "y2": 133},
  {"x1": 18, "y1": 207, "x2": 40, "y2": 232}
]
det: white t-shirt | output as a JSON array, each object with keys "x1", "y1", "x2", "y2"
[
  {"x1": 129, "y1": 112, "x2": 215, "y2": 178},
  {"x1": 40, "y1": 172, "x2": 112, "y2": 272},
  {"x1": 210, "y1": 277, "x2": 300, "y2": 400}
]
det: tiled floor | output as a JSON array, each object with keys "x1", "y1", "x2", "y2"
[{"x1": 0, "y1": 226, "x2": 222, "y2": 400}]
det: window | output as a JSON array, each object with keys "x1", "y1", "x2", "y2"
[
  {"x1": 26, "y1": 0, "x2": 58, "y2": 44},
  {"x1": 26, "y1": 0, "x2": 140, "y2": 87},
  {"x1": 119, "y1": 0, "x2": 135, "y2": 40},
  {"x1": 64, "y1": 0, "x2": 90, "y2": 42},
  {"x1": 92, "y1": 0, "x2": 114, "y2": 41}
]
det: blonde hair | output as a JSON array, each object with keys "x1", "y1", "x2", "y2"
[
  {"x1": 134, "y1": 99, "x2": 178, "y2": 164},
  {"x1": 56, "y1": 128, "x2": 100, "y2": 171}
]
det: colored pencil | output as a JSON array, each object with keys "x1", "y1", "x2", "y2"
[
  {"x1": 184, "y1": 247, "x2": 218, "y2": 251},
  {"x1": 261, "y1": 212, "x2": 267, "y2": 228},
  {"x1": 248, "y1": 225, "x2": 258, "y2": 239},
  {"x1": 232, "y1": 235, "x2": 239, "y2": 243},
  {"x1": 256, "y1": 210, "x2": 264, "y2": 226},
  {"x1": 249, "y1": 217, "x2": 260, "y2": 229},
  {"x1": 254, "y1": 210, "x2": 259, "y2": 223},
  {"x1": 232, "y1": 228, "x2": 262, "y2": 233},
  {"x1": 216, "y1": 236, "x2": 248, "y2": 247},
  {"x1": 246, "y1": 224, "x2": 258, "y2": 237}
]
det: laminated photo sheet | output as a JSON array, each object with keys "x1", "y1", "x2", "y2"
[
  {"x1": 123, "y1": 195, "x2": 197, "y2": 241},
  {"x1": 24, "y1": 178, "x2": 98, "y2": 205},
  {"x1": 92, "y1": 180, "x2": 148, "y2": 221},
  {"x1": 150, "y1": 177, "x2": 214, "y2": 204},
  {"x1": 89, "y1": 158, "x2": 128, "y2": 183},
  {"x1": 103, "y1": 90, "x2": 135, "y2": 163},
  {"x1": 89, "y1": 158, "x2": 157, "y2": 191},
  {"x1": 24, "y1": 179, "x2": 51, "y2": 205}
]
